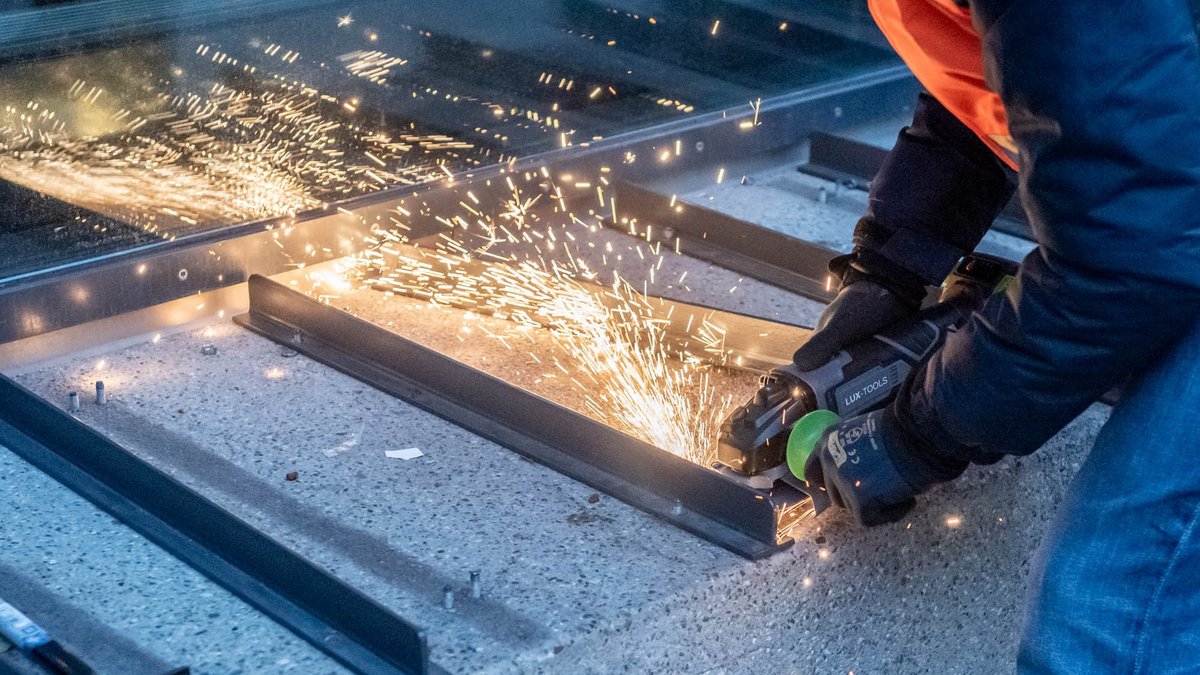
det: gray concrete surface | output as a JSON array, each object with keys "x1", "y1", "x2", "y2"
[
  {"x1": 0, "y1": 445, "x2": 346, "y2": 674},
  {"x1": 9, "y1": 303, "x2": 1107, "y2": 674},
  {"x1": 3, "y1": 157, "x2": 1103, "y2": 674}
]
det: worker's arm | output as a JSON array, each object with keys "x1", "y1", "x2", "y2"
[
  {"x1": 901, "y1": 0, "x2": 1200, "y2": 465},
  {"x1": 793, "y1": 92, "x2": 1014, "y2": 369},
  {"x1": 851, "y1": 91, "x2": 1014, "y2": 296},
  {"x1": 805, "y1": 0, "x2": 1200, "y2": 525}
]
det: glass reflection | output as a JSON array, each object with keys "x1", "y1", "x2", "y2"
[{"x1": 0, "y1": 0, "x2": 893, "y2": 278}]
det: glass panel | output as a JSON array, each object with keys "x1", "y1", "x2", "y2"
[{"x1": 0, "y1": 0, "x2": 894, "y2": 279}]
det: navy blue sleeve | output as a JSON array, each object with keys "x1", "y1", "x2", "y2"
[
  {"x1": 845, "y1": 92, "x2": 1015, "y2": 305},
  {"x1": 897, "y1": 0, "x2": 1200, "y2": 462},
  {"x1": 851, "y1": 92, "x2": 1015, "y2": 293}
]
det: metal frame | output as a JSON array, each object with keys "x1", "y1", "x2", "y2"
[
  {"x1": 360, "y1": 239, "x2": 813, "y2": 374},
  {"x1": 235, "y1": 275, "x2": 796, "y2": 559},
  {"x1": 0, "y1": 375, "x2": 435, "y2": 675},
  {"x1": 0, "y1": 66, "x2": 917, "y2": 345},
  {"x1": 0, "y1": 63, "x2": 920, "y2": 667}
]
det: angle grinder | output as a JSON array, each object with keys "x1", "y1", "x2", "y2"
[{"x1": 714, "y1": 253, "x2": 1017, "y2": 506}]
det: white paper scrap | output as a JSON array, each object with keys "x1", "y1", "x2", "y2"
[{"x1": 385, "y1": 447, "x2": 424, "y2": 460}]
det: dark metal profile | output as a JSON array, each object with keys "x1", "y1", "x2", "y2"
[
  {"x1": 795, "y1": 131, "x2": 1036, "y2": 241},
  {"x1": 612, "y1": 182, "x2": 840, "y2": 303},
  {"x1": 797, "y1": 130, "x2": 891, "y2": 191},
  {"x1": 235, "y1": 275, "x2": 793, "y2": 559},
  {"x1": 0, "y1": 375, "x2": 433, "y2": 675}
]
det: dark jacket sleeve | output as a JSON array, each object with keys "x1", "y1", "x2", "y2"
[
  {"x1": 895, "y1": 0, "x2": 1200, "y2": 467},
  {"x1": 846, "y1": 91, "x2": 1015, "y2": 305}
]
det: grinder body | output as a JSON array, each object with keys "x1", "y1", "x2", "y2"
[{"x1": 716, "y1": 254, "x2": 1014, "y2": 481}]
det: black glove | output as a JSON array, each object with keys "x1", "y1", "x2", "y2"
[
  {"x1": 803, "y1": 406, "x2": 966, "y2": 526},
  {"x1": 792, "y1": 256, "x2": 925, "y2": 371}
]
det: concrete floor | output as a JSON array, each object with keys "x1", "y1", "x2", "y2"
[
  {"x1": 2, "y1": 158, "x2": 1104, "y2": 674},
  {"x1": 0, "y1": 445, "x2": 347, "y2": 674}
]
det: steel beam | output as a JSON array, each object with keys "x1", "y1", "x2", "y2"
[
  {"x1": 235, "y1": 275, "x2": 796, "y2": 559},
  {"x1": 0, "y1": 375, "x2": 434, "y2": 675}
]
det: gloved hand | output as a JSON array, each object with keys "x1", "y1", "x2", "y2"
[
  {"x1": 803, "y1": 406, "x2": 966, "y2": 526},
  {"x1": 792, "y1": 256, "x2": 925, "y2": 371}
]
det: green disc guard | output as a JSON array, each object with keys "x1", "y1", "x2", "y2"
[{"x1": 786, "y1": 410, "x2": 841, "y2": 479}]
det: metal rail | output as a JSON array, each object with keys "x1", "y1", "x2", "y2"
[
  {"x1": 235, "y1": 275, "x2": 795, "y2": 559},
  {"x1": 795, "y1": 130, "x2": 1036, "y2": 241},
  {"x1": 0, "y1": 375, "x2": 434, "y2": 675},
  {"x1": 797, "y1": 130, "x2": 890, "y2": 190},
  {"x1": 612, "y1": 181, "x2": 840, "y2": 303}
]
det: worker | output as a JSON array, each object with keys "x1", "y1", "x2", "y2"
[{"x1": 794, "y1": 0, "x2": 1200, "y2": 669}]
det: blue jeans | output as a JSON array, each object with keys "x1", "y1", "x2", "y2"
[{"x1": 1018, "y1": 318, "x2": 1200, "y2": 673}]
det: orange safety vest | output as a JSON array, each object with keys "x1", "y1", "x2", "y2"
[{"x1": 869, "y1": 0, "x2": 1018, "y2": 170}]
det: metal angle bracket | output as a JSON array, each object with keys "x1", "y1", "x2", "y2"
[
  {"x1": 0, "y1": 375, "x2": 433, "y2": 675},
  {"x1": 234, "y1": 275, "x2": 794, "y2": 559}
]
